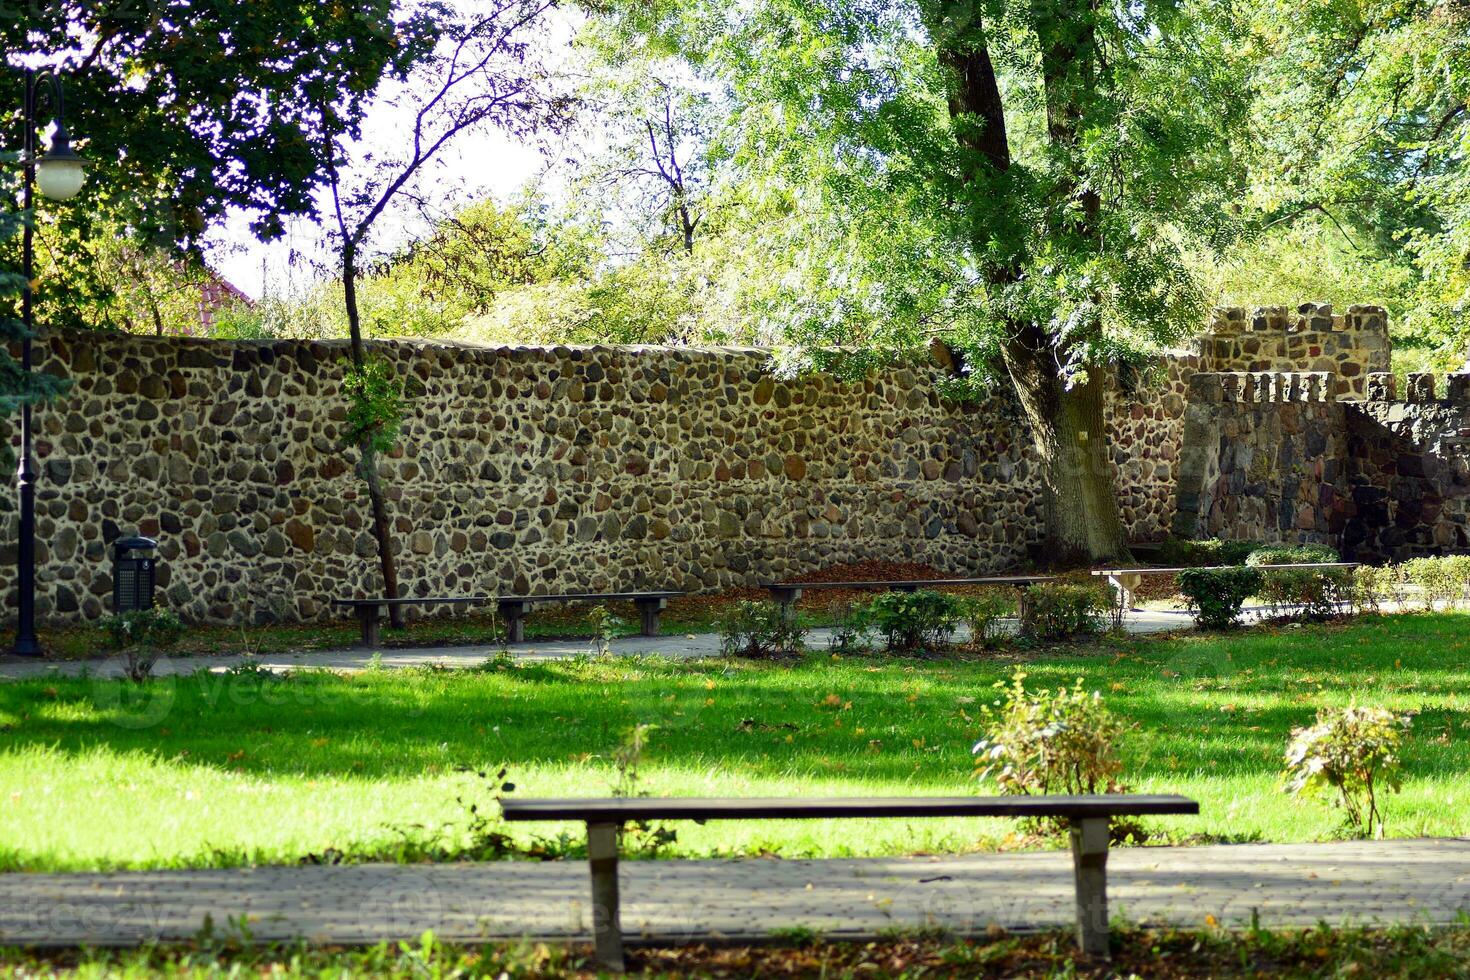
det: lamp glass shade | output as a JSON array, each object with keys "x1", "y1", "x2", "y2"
[{"x1": 36, "y1": 156, "x2": 85, "y2": 201}]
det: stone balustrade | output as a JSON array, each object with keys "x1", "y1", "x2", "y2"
[{"x1": 1365, "y1": 372, "x2": 1470, "y2": 404}]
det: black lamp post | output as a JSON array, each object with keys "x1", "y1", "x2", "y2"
[{"x1": 12, "y1": 68, "x2": 86, "y2": 657}]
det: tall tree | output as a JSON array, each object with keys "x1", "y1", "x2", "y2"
[
  {"x1": 593, "y1": 0, "x2": 1250, "y2": 561},
  {"x1": 318, "y1": 0, "x2": 566, "y2": 623}
]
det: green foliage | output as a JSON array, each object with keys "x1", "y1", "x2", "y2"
[
  {"x1": 1177, "y1": 567, "x2": 1265, "y2": 630},
  {"x1": 1284, "y1": 702, "x2": 1412, "y2": 839},
  {"x1": 100, "y1": 608, "x2": 187, "y2": 683},
  {"x1": 1347, "y1": 564, "x2": 1406, "y2": 615},
  {"x1": 972, "y1": 671, "x2": 1132, "y2": 836},
  {"x1": 826, "y1": 603, "x2": 874, "y2": 655},
  {"x1": 341, "y1": 358, "x2": 405, "y2": 457},
  {"x1": 1246, "y1": 545, "x2": 1340, "y2": 567},
  {"x1": 716, "y1": 601, "x2": 804, "y2": 658},
  {"x1": 1019, "y1": 585, "x2": 1107, "y2": 641},
  {"x1": 1159, "y1": 537, "x2": 1263, "y2": 568},
  {"x1": 861, "y1": 590, "x2": 963, "y2": 653},
  {"x1": 1401, "y1": 557, "x2": 1470, "y2": 612},
  {"x1": 587, "y1": 604, "x2": 626, "y2": 656},
  {"x1": 612, "y1": 723, "x2": 679, "y2": 857},
  {"x1": 958, "y1": 593, "x2": 1014, "y2": 650}
]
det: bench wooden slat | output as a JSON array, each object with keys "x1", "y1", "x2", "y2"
[
  {"x1": 500, "y1": 793, "x2": 1199, "y2": 823},
  {"x1": 1092, "y1": 563, "x2": 1358, "y2": 576},
  {"x1": 332, "y1": 596, "x2": 489, "y2": 607},
  {"x1": 768, "y1": 577, "x2": 1054, "y2": 590}
]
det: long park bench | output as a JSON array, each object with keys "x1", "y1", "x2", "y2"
[
  {"x1": 501, "y1": 793, "x2": 1199, "y2": 969},
  {"x1": 765, "y1": 576, "x2": 1056, "y2": 620},
  {"x1": 332, "y1": 591, "x2": 683, "y2": 647},
  {"x1": 1091, "y1": 563, "x2": 1359, "y2": 610}
]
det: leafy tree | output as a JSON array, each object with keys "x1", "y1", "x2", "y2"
[
  {"x1": 318, "y1": 0, "x2": 566, "y2": 623},
  {"x1": 591, "y1": 0, "x2": 1254, "y2": 560},
  {"x1": 1239, "y1": 1, "x2": 1470, "y2": 363},
  {"x1": 0, "y1": 155, "x2": 67, "y2": 464}
]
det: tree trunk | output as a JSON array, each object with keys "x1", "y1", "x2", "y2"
[
  {"x1": 342, "y1": 244, "x2": 405, "y2": 629},
  {"x1": 1001, "y1": 336, "x2": 1129, "y2": 564},
  {"x1": 922, "y1": 4, "x2": 1129, "y2": 563}
]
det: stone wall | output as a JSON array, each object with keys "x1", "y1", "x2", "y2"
[
  {"x1": 1344, "y1": 372, "x2": 1470, "y2": 561},
  {"x1": 1172, "y1": 371, "x2": 1353, "y2": 546},
  {"x1": 1197, "y1": 303, "x2": 1390, "y2": 400},
  {"x1": 1, "y1": 330, "x2": 1073, "y2": 624}
]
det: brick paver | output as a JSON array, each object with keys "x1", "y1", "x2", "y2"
[{"x1": 2, "y1": 839, "x2": 1466, "y2": 947}]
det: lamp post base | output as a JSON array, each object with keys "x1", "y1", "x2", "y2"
[{"x1": 11, "y1": 636, "x2": 42, "y2": 658}]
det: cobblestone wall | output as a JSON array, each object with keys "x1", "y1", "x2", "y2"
[
  {"x1": 1198, "y1": 303, "x2": 1390, "y2": 400},
  {"x1": 1172, "y1": 372, "x2": 1353, "y2": 545},
  {"x1": 1345, "y1": 372, "x2": 1470, "y2": 561},
  {"x1": 1, "y1": 331, "x2": 1069, "y2": 624}
]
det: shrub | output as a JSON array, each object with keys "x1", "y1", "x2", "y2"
[
  {"x1": 1159, "y1": 537, "x2": 1263, "y2": 567},
  {"x1": 1401, "y1": 556, "x2": 1470, "y2": 611},
  {"x1": 1284, "y1": 702, "x2": 1411, "y2": 839},
  {"x1": 1247, "y1": 546, "x2": 1344, "y2": 620},
  {"x1": 716, "y1": 601, "x2": 804, "y2": 659},
  {"x1": 1176, "y1": 566, "x2": 1264, "y2": 629},
  {"x1": 826, "y1": 602, "x2": 873, "y2": 655},
  {"x1": 586, "y1": 604, "x2": 625, "y2": 656},
  {"x1": 862, "y1": 590, "x2": 962, "y2": 653},
  {"x1": 1019, "y1": 584, "x2": 1106, "y2": 640},
  {"x1": 958, "y1": 593, "x2": 1013, "y2": 649},
  {"x1": 1347, "y1": 564, "x2": 1403, "y2": 615},
  {"x1": 1245, "y1": 544, "x2": 1340, "y2": 566},
  {"x1": 100, "y1": 608, "x2": 188, "y2": 682},
  {"x1": 972, "y1": 671, "x2": 1135, "y2": 838}
]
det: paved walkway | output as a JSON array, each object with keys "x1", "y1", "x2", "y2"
[
  {"x1": 0, "y1": 610, "x2": 1197, "y2": 681},
  {"x1": 1, "y1": 839, "x2": 1466, "y2": 946}
]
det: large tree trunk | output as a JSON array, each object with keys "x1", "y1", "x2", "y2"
[
  {"x1": 342, "y1": 244, "x2": 405, "y2": 628},
  {"x1": 924, "y1": 4, "x2": 1130, "y2": 563},
  {"x1": 1001, "y1": 332, "x2": 1128, "y2": 563}
]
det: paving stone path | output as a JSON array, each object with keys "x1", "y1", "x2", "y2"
[
  {"x1": 2, "y1": 839, "x2": 1467, "y2": 947},
  {"x1": 0, "y1": 611, "x2": 1197, "y2": 681}
]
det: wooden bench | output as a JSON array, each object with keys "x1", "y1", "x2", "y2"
[
  {"x1": 765, "y1": 576, "x2": 1055, "y2": 621},
  {"x1": 333, "y1": 591, "x2": 683, "y2": 647},
  {"x1": 501, "y1": 793, "x2": 1199, "y2": 969},
  {"x1": 1091, "y1": 563, "x2": 1359, "y2": 610}
]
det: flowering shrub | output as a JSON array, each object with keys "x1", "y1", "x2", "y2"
[
  {"x1": 101, "y1": 608, "x2": 187, "y2": 682},
  {"x1": 1284, "y1": 702, "x2": 1412, "y2": 839}
]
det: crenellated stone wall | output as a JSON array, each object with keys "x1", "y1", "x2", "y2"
[
  {"x1": 1198, "y1": 302, "x2": 1390, "y2": 399},
  {"x1": 0, "y1": 300, "x2": 1456, "y2": 627},
  {"x1": 1172, "y1": 371, "x2": 1353, "y2": 545}
]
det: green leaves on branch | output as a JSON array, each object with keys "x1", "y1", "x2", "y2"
[
  {"x1": 1284, "y1": 703, "x2": 1411, "y2": 839},
  {"x1": 342, "y1": 358, "x2": 406, "y2": 457}
]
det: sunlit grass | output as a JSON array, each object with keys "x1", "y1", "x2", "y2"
[{"x1": 1, "y1": 613, "x2": 1468, "y2": 871}]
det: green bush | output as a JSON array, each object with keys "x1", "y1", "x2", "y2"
[
  {"x1": 1159, "y1": 537, "x2": 1263, "y2": 567},
  {"x1": 862, "y1": 590, "x2": 962, "y2": 653},
  {"x1": 1245, "y1": 544, "x2": 1340, "y2": 566},
  {"x1": 1176, "y1": 566, "x2": 1264, "y2": 629},
  {"x1": 1347, "y1": 564, "x2": 1405, "y2": 614},
  {"x1": 972, "y1": 671, "x2": 1136, "y2": 838},
  {"x1": 958, "y1": 593, "x2": 1013, "y2": 649},
  {"x1": 716, "y1": 601, "x2": 804, "y2": 659},
  {"x1": 100, "y1": 607, "x2": 188, "y2": 682},
  {"x1": 1401, "y1": 556, "x2": 1470, "y2": 611},
  {"x1": 1284, "y1": 702, "x2": 1412, "y2": 839},
  {"x1": 1246, "y1": 545, "x2": 1344, "y2": 620},
  {"x1": 1019, "y1": 584, "x2": 1107, "y2": 640},
  {"x1": 826, "y1": 602, "x2": 873, "y2": 655}
]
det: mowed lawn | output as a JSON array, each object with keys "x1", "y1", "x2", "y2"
[{"x1": 2, "y1": 614, "x2": 1469, "y2": 872}]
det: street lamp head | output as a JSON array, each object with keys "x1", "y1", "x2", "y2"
[{"x1": 35, "y1": 125, "x2": 86, "y2": 201}]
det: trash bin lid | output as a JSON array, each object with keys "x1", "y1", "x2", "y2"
[{"x1": 113, "y1": 535, "x2": 158, "y2": 556}]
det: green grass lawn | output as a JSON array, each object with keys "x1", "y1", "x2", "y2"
[{"x1": 1, "y1": 613, "x2": 1468, "y2": 873}]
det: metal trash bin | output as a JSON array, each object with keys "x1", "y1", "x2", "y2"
[{"x1": 112, "y1": 535, "x2": 158, "y2": 613}]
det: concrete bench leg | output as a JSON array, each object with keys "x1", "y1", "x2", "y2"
[
  {"x1": 768, "y1": 587, "x2": 802, "y2": 625},
  {"x1": 587, "y1": 821, "x2": 624, "y2": 971},
  {"x1": 1108, "y1": 573, "x2": 1143, "y2": 612},
  {"x1": 354, "y1": 606, "x2": 382, "y2": 648},
  {"x1": 1070, "y1": 817, "x2": 1110, "y2": 957},
  {"x1": 635, "y1": 598, "x2": 667, "y2": 637},
  {"x1": 498, "y1": 600, "x2": 530, "y2": 643}
]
